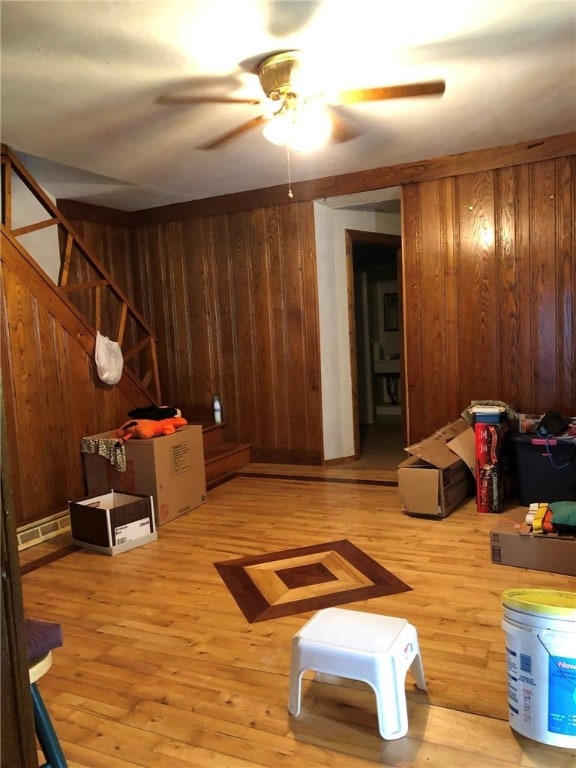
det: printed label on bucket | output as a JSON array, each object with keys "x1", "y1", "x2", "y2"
[
  {"x1": 506, "y1": 646, "x2": 540, "y2": 725},
  {"x1": 548, "y1": 654, "x2": 576, "y2": 736}
]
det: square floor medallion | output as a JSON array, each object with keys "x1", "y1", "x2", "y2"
[{"x1": 214, "y1": 539, "x2": 411, "y2": 623}]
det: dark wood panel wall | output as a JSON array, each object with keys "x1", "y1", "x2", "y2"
[
  {"x1": 402, "y1": 156, "x2": 575, "y2": 442},
  {"x1": 1, "y1": 233, "x2": 151, "y2": 527},
  {"x1": 62, "y1": 136, "x2": 575, "y2": 459},
  {"x1": 2, "y1": 132, "x2": 571, "y2": 530},
  {"x1": 130, "y1": 204, "x2": 323, "y2": 463}
]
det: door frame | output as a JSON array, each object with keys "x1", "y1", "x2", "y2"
[{"x1": 345, "y1": 229, "x2": 403, "y2": 459}]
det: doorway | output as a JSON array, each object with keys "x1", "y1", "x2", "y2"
[{"x1": 347, "y1": 230, "x2": 406, "y2": 469}]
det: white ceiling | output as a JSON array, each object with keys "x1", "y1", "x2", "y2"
[{"x1": 1, "y1": 0, "x2": 575, "y2": 212}]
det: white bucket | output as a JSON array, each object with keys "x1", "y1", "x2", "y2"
[{"x1": 502, "y1": 589, "x2": 576, "y2": 749}]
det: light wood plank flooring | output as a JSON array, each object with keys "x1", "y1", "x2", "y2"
[{"x1": 21, "y1": 472, "x2": 575, "y2": 767}]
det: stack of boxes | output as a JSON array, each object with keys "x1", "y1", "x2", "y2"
[{"x1": 71, "y1": 424, "x2": 207, "y2": 556}]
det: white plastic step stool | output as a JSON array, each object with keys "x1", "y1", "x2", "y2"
[{"x1": 288, "y1": 607, "x2": 426, "y2": 739}]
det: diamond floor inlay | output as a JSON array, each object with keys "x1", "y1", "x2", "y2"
[{"x1": 214, "y1": 539, "x2": 411, "y2": 623}]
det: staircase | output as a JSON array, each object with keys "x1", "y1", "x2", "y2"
[{"x1": 198, "y1": 421, "x2": 251, "y2": 488}]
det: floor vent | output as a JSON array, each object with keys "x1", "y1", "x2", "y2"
[{"x1": 17, "y1": 511, "x2": 70, "y2": 551}]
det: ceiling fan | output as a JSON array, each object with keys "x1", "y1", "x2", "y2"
[{"x1": 157, "y1": 50, "x2": 445, "y2": 151}]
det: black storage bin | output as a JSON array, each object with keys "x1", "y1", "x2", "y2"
[{"x1": 512, "y1": 433, "x2": 576, "y2": 505}]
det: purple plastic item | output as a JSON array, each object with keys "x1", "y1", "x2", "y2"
[{"x1": 25, "y1": 618, "x2": 63, "y2": 662}]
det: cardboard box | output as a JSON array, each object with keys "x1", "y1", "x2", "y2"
[
  {"x1": 490, "y1": 509, "x2": 576, "y2": 576},
  {"x1": 69, "y1": 491, "x2": 157, "y2": 556},
  {"x1": 82, "y1": 425, "x2": 206, "y2": 526},
  {"x1": 398, "y1": 419, "x2": 476, "y2": 518},
  {"x1": 475, "y1": 421, "x2": 513, "y2": 513}
]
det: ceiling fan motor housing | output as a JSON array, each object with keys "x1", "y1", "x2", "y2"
[{"x1": 258, "y1": 51, "x2": 301, "y2": 101}]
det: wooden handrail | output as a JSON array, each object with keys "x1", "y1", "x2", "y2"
[{"x1": 1, "y1": 144, "x2": 161, "y2": 404}]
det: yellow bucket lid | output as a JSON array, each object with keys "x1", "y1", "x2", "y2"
[{"x1": 502, "y1": 589, "x2": 576, "y2": 618}]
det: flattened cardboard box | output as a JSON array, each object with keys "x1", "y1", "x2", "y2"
[
  {"x1": 70, "y1": 491, "x2": 157, "y2": 556},
  {"x1": 490, "y1": 508, "x2": 576, "y2": 576},
  {"x1": 82, "y1": 425, "x2": 206, "y2": 526},
  {"x1": 398, "y1": 419, "x2": 476, "y2": 519}
]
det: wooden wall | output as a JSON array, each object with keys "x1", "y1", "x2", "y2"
[
  {"x1": 402, "y1": 156, "x2": 575, "y2": 442},
  {"x1": 3, "y1": 131, "x2": 571, "y2": 530},
  {"x1": 65, "y1": 204, "x2": 324, "y2": 463},
  {"x1": 1, "y1": 233, "x2": 151, "y2": 527},
  {"x1": 62, "y1": 136, "x2": 576, "y2": 459},
  {"x1": 131, "y1": 204, "x2": 323, "y2": 463}
]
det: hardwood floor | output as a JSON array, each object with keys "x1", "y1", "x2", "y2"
[{"x1": 21, "y1": 471, "x2": 575, "y2": 767}]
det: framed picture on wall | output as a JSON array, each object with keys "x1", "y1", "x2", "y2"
[{"x1": 383, "y1": 293, "x2": 399, "y2": 332}]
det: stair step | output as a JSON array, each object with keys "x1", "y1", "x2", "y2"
[
  {"x1": 204, "y1": 441, "x2": 251, "y2": 484},
  {"x1": 200, "y1": 421, "x2": 227, "y2": 452}
]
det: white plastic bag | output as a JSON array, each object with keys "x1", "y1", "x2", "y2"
[{"x1": 95, "y1": 331, "x2": 123, "y2": 385}]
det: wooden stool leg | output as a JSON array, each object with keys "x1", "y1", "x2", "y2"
[{"x1": 30, "y1": 683, "x2": 68, "y2": 768}]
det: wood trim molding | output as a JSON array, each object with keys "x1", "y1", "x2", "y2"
[
  {"x1": 57, "y1": 198, "x2": 132, "y2": 226},
  {"x1": 55, "y1": 132, "x2": 576, "y2": 226}
]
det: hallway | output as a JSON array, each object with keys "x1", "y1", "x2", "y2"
[{"x1": 357, "y1": 417, "x2": 406, "y2": 470}]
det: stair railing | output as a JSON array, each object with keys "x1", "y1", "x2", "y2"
[{"x1": 1, "y1": 144, "x2": 161, "y2": 403}]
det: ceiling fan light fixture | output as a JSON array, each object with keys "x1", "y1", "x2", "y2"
[
  {"x1": 290, "y1": 102, "x2": 332, "y2": 152},
  {"x1": 262, "y1": 111, "x2": 292, "y2": 146},
  {"x1": 263, "y1": 101, "x2": 332, "y2": 152}
]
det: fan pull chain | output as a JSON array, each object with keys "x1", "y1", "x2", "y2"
[{"x1": 286, "y1": 142, "x2": 293, "y2": 198}]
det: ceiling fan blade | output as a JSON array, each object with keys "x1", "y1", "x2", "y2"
[
  {"x1": 155, "y1": 94, "x2": 262, "y2": 106},
  {"x1": 337, "y1": 80, "x2": 446, "y2": 105},
  {"x1": 329, "y1": 111, "x2": 361, "y2": 144},
  {"x1": 199, "y1": 115, "x2": 267, "y2": 150}
]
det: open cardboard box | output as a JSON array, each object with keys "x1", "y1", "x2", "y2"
[
  {"x1": 398, "y1": 419, "x2": 476, "y2": 519},
  {"x1": 69, "y1": 490, "x2": 157, "y2": 556},
  {"x1": 490, "y1": 508, "x2": 576, "y2": 576}
]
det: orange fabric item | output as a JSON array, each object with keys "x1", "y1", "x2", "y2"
[{"x1": 116, "y1": 416, "x2": 187, "y2": 440}]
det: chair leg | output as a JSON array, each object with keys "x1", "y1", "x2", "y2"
[{"x1": 31, "y1": 683, "x2": 68, "y2": 768}]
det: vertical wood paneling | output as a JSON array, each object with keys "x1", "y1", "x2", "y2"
[
  {"x1": 23, "y1": 149, "x2": 573, "y2": 473},
  {"x1": 417, "y1": 180, "x2": 449, "y2": 437},
  {"x1": 164, "y1": 221, "x2": 189, "y2": 408},
  {"x1": 515, "y1": 163, "x2": 534, "y2": 411},
  {"x1": 495, "y1": 165, "x2": 520, "y2": 408},
  {"x1": 184, "y1": 218, "x2": 212, "y2": 403},
  {"x1": 403, "y1": 155, "x2": 575, "y2": 442},
  {"x1": 456, "y1": 171, "x2": 499, "y2": 402},
  {"x1": 36, "y1": 306, "x2": 68, "y2": 504},
  {"x1": 530, "y1": 161, "x2": 559, "y2": 411},
  {"x1": 299, "y1": 202, "x2": 322, "y2": 453},
  {"x1": 442, "y1": 177, "x2": 460, "y2": 415},
  {"x1": 249, "y1": 208, "x2": 276, "y2": 450},
  {"x1": 401, "y1": 184, "x2": 423, "y2": 438},
  {"x1": 2, "y1": 233, "x2": 153, "y2": 527},
  {"x1": 210, "y1": 215, "x2": 236, "y2": 429},
  {"x1": 5, "y1": 278, "x2": 46, "y2": 515},
  {"x1": 266, "y1": 205, "x2": 291, "y2": 452},
  {"x1": 230, "y1": 210, "x2": 258, "y2": 443},
  {"x1": 556, "y1": 157, "x2": 575, "y2": 411},
  {"x1": 281, "y1": 203, "x2": 309, "y2": 452},
  {"x1": 134, "y1": 200, "x2": 323, "y2": 463}
]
